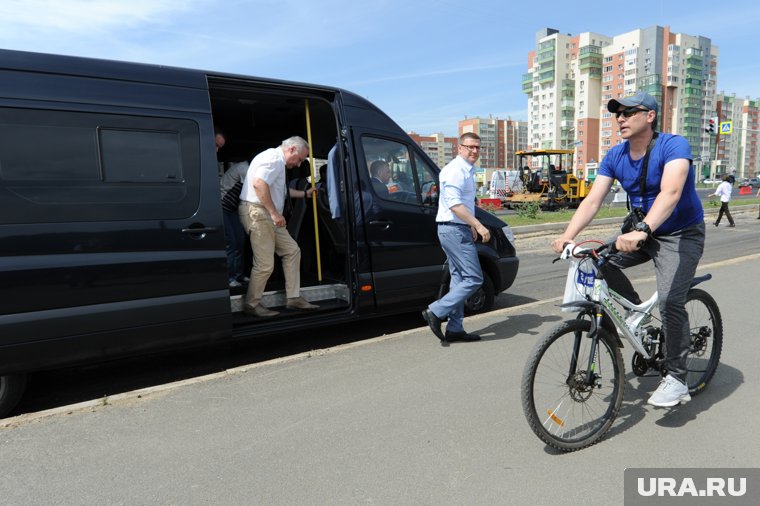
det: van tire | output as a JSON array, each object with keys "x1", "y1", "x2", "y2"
[
  {"x1": 465, "y1": 271, "x2": 495, "y2": 314},
  {"x1": 0, "y1": 374, "x2": 27, "y2": 418}
]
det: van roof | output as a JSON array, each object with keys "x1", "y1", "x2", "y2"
[{"x1": 0, "y1": 48, "x2": 345, "y2": 95}]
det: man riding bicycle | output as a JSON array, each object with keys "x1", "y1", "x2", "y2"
[{"x1": 551, "y1": 91, "x2": 705, "y2": 408}]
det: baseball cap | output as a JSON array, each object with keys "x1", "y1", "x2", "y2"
[{"x1": 607, "y1": 90, "x2": 658, "y2": 113}]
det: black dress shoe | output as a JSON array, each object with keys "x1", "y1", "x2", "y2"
[
  {"x1": 421, "y1": 309, "x2": 445, "y2": 342},
  {"x1": 444, "y1": 330, "x2": 481, "y2": 342}
]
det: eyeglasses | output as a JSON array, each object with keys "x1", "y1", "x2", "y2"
[
  {"x1": 460, "y1": 144, "x2": 481, "y2": 151},
  {"x1": 615, "y1": 107, "x2": 649, "y2": 119}
]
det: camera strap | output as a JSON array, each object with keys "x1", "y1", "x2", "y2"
[{"x1": 626, "y1": 131, "x2": 659, "y2": 211}]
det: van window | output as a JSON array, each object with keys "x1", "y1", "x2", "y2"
[
  {"x1": 0, "y1": 107, "x2": 200, "y2": 224},
  {"x1": 413, "y1": 152, "x2": 439, "y2": 208},
  {"x1": 100, "y1": 129, "x2": 184, "y2": 183},
  {"x1": 362, "y1": 136, "x2": 431, "y2": 206}
]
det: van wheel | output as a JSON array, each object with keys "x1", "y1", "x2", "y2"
[
  {"x1": 465, "y1": 272, "x2": 495, "y2": 314},
  {"x1": 0, "y1": 374, "x2": 27, "y2": 418}
]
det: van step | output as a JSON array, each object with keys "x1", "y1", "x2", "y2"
[{"x1": 230, "y1": 283, "x2": 349, "y2": 312}]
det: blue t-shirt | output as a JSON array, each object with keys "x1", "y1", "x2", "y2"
[{"x1": 598, "y1": 133, "x2": 703, "y2": 235}]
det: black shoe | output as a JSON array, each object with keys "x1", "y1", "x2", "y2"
[
  {"x1": 421, "y1": 309, "x2": 445, "y2": 342},
  {"x1": 728, "y1": 224, "x2": 735, "y2": 227},
  {"x1": 713, "y1": 222, "x2": 719, "y2": 227},
  {"x1": 444, "y1": 330, "x2": 481, "y2": 342}
]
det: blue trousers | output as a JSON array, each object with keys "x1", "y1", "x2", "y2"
[
  {"x1": 223, "y1": 209, "x2": 246, "y2": 282},
  {"x1": 428, "y1": 223, "x2": 483, "y2": 333}
]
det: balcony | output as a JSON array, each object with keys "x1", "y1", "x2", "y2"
[
  {"x1": 536, "y1": 51, "x2": 555, "y2": 64},
  {"x1": 538, "y1": 70, "x2": 555, "y2": 84}
]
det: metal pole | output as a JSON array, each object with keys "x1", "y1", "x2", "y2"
[{"x1": 304, "y1": 99, "x2": 322, "y2": 282}]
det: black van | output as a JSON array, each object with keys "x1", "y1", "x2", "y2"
[{"x1": 0, "y1": 49, "x2": 518, "y2": 417}]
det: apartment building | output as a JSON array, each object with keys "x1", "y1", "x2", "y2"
[
  {"x1": 457, "y1": 116, "x2": 528, "y2": 170},
  {"x1": 716, "y1": 93, "x2": 760, "y2": 178},
  {"x1": 459, "y1": 116, "x2": 499, "y2": 169},
  {"x1": 524, "y1": 26, "x2": 719, "y2": 181},
  {"x1": 406, "y1": 132, "x2": 457, "y2": 168}
]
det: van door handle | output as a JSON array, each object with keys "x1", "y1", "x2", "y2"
[
  {"x1": 181, "y1": 226, "x2": 218, "y2": 239},
  {"x1": 369, "y1": 220, "x2": 393, "y2": 230}
]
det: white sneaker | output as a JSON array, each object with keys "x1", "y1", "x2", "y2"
[
  {"x1": 647, "y1": 375, "x2": 691, "y2": 407},
  {"x1": 228, "y1": 279, "x2": 242, "y2": 288}
]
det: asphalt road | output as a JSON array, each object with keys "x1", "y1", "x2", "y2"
[
  {"x1": 2, "y1": 211, "x2": 759, "y2": 505},
  {"x1": 8, "y1": 205, "x2": 760, "y2": 418}
]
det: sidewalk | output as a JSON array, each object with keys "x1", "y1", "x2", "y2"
[{"x1": 2, "y1": 252, "x2": 758, "y2": 505}]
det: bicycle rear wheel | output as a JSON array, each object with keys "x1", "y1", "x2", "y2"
[
  {"x1": 521, "y1": 319, "x2": 625, "y2": 452},
  {"x1": 684, "y1": 288, "x2": 723, "y2": 395}
]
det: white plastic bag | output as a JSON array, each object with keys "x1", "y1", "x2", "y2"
[{"x1": 561, "y1": 259, "x2": 597, "y2": 312}]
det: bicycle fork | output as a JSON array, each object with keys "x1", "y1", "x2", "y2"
[{"x1": 568, "y1": 310, "x2": 605, "y2": 390}]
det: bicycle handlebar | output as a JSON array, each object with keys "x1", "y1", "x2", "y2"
[{"x1": 554, "y1": 240, "x2": 617, "y2": 266}]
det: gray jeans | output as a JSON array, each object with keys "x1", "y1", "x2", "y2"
[{"x1": 602, "y1": 222, "x2": 706, "y2": 382}]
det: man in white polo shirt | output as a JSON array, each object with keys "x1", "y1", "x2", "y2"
[{"x1": 239, "y1": 136, "x2": 318, "y2": 318}]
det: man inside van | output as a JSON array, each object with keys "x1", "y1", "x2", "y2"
[
  {"x1": 369, "y1": 160, "x2": 391, "y2": 198},
  {"x1": 239, "y1": 136, "x2": 318, "y2": 318}
]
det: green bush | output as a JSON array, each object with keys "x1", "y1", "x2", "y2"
[{"x1": 515, "y1": 201, "x2": 542, "y2": 219}]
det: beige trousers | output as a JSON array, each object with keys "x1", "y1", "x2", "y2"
[{"x1": 239, "y1": 202, "x2": 301, "y2": 309}]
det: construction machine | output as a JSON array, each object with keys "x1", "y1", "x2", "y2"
[{"x1": 506, "y1": 149, "x2": 592, "y2": 210}]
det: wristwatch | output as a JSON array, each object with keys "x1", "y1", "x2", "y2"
[{"x1": 633, "y1": 221, "x2": 652, "y2": 237}]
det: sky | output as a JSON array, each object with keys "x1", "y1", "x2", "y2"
[{"x1": 1, "y1": 0, "x2": 758, "y2": 137}]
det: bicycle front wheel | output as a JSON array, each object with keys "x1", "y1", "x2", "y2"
[
  {"x1": 684, "y1": 288, "x2": 723, "y2": 395},
  {"x1": 521, "y1": 319, "x2": 625, "y2": 452}
]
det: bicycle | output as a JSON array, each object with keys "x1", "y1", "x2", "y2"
[{"x1": 521, "y1": 240, "x2": 723, "y2": 452}]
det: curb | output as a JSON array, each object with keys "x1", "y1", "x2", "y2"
[{"x1": 509, "y1": 204, "x2": 758, "y2": 236}]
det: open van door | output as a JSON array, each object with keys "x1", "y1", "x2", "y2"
[{"x1": 353, "y1": 131, "x2": 444, "y2": 311}]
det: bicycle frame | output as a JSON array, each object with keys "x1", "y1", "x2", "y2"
[
  {"x1": 592, "y1": 278, "x2": 658, "y2": 359},
  {"x1": 560, "y1": 242, "x2": 713, "y2": 388},
  {"x1": 560, "y1": 249, "x2": 658, "y2": 391}
]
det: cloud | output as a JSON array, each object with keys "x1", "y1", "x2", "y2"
[{"x1": 0, "y1": 0, "x2": 196, "y2": 34}]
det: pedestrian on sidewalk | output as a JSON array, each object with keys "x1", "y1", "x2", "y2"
[
  {"x1": 422, "y1": 132, "x2": 491, "y2": 345},
  {"x1": 713, "y1": 174, "x2": 735, "y2": 227}
]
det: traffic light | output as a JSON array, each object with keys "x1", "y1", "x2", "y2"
[{"x1": 705, "y1": 117, "x2": 718, "y2": 134}]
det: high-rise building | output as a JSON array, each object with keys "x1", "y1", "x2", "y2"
[
  {"x1": 459, "y1": 116, "x2": 499, "y2": 169},
  {"x1": 458, "y1": 116, "x2": 528, "y2": 170},
  {"x1": 406, "y1": 132, "x2": 457, "y2": 168},
  {"x1": 503, "y1": 118, "x2": 529, "y2": 170},
  {"x1": 524, "y1": 26, "x2": 719, "y2": 181},
  {"x1": 715, "y1": 93, "x2": 760, "y2": 178}
]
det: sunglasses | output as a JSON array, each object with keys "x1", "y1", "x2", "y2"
[{"x1": 615, "y1": 107, "x2": 649, "y2": 119}]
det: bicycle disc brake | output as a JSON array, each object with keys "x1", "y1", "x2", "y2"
[
  {"x1": 691, "y1": 326, "x2": 711, "y2": 356},
  {"x1": 568, "y1": 371, "x2": 596, "y2": 401}
]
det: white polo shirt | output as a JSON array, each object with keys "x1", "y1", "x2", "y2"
[{"x1": 240, "y1": 147, "x2": 286, "y2": 213}]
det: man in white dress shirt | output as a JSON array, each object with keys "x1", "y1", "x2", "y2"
[{"x1": 239, "y1": 136, "x2": 318, "y2": 317}]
